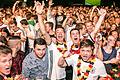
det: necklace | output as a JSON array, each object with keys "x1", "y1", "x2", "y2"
[
  {"x1": 56, "y1": 41, "x2": 68, "y2": 57},
  {"x1": 77, "y1": 55, "x2": 96, "y2": 80},
  {"x1": 70, "y1": 44, "x2": 80, "y2": 54}
]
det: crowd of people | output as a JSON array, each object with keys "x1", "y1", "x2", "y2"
[{"x1": 0, "y1": 0, "x2": 120, "y2": 80}]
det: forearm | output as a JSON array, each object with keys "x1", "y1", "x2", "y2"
[
  {"x1": 38, "y1": 14, "x2": 51, "y2": 45},
  {"x1": 96, "y1": 47, "x2": 103, "y2": 61},
  {"x1": 103, "y1": 58, "x2": 119, "y2": 64},
  {"x1": 62, "y1": 17, "x2": 68, "y2": 28},
  {"x1": 12, "y1": 1, "x2": 19, "y2": 14},
  {"x1": 89, "y1": 6, "x2": 97, "y2": 20}
]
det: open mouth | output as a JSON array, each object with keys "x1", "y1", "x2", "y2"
[
  {"x1": 5, "y1": 67, "x2": 11, "y2": 73},
  {"x1": 74, "y1": 38, "x2": 78, "y2": 40},
  {"x1": 82, "y1": 56, "x2": 88, "y2": 61},
  {"x1": 5, "y1": 67, "x2": 10, "y2": 70},
  {"x1": 58, "y1": 35, "x2": 63, "y2": 38}
]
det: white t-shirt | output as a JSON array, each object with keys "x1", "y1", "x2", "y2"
[
  {"x1": 48, "y1": 42, "x2": 66, "y2": 80},
  {"x1": 66, "y1": 54, "x2": 107, "y2": 80}
]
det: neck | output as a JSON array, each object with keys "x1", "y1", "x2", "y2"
[
  {"x1": 106, "y1": 45, "x2": 112, "y2": 50},
  {"x1": 74, "y1": 42, "x2": 80, "y2": 45},
  {"x1": 57, "y1": 39, "x2": 64, "y2": 43},
  {"x1": 11, "y1": 48, "x2": 18, "y2": 57},
  {"x1": 49, "y1": 30, "x2": 54, "y2": 35},
  {"x1": 82, "y1": 55, "x2": 95, "y2": 63}
]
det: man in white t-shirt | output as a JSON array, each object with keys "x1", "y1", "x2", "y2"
[
  {"x1": 36, "y1": 2, "x2": 66, "y2": 79},
  {"x1": 58, "y1": 39, "x2": 109, "y2": 80}
]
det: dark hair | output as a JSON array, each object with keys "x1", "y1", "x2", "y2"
[
  {"x1": 117, "y1": 38, "x2": 120, "y2": 41},
  {"x1": 20, "y1": 19, "x2": 28, "y2": 25},
  {"x1": 109, "y1": 30, "x2": 118, "y2": 35},
  {"x1": 0, "y1": 36, "x2": 8, "y2": 45},
  {"x1": 13, "y1": 18, "x2": 17, "y2": 25},
  {"x1": 5, "y1": 14, "x2": 12, "y2": 19},
  {"x1": 80, "y1": 39, "x2": 94, "y2": 48},
  {"x1": 45, "y1": 22, "x2": 54, "y2": 30},
  {"x1": 9, "y1": 18, "x2": 17, "y2": 26},
  {"x1": 0, "y1": 45, "x2": 12, "y2": 55},
  {"x1": 1, "y1": 27, "x2": 10, "y2": 37},
  {"x1": 34, "y1": 38, "x2": 47, "y2": 48},
  {"x1": 26, "y1": 12, "x2": 32, "y2": 20},
  {"x1": 76, "y1": 23, "x2": 85, "y2": 30},
  {"x1": 70, "y1": 28, "x2": 80, "y2": 35},
  {"x1": 8, "y1": 36, "x2": 21, "y2": 40},
  {"x1": 55, "y1": 25, "x2": 65, "y2": 33}
]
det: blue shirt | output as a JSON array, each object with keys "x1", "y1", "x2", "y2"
[{"x1": 22, "y1": 51, "x2": 49, "y2": 80}]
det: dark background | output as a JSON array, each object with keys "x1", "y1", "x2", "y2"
[{"x1": 0, "y1": 0, "x2": 119, "y2": 8}]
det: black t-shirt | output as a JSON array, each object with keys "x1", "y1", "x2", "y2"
[{"x1": 56, "y1": 14, "x2": 65, "y2": 26}]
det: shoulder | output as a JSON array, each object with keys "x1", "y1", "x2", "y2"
[
  {"x1": 94, "y1": 58, "x2": 104, "y2": 66},
  {"x1": 66, "y1": 54, "x2": 79, "y2": 61},
  {"x1": 48, "y1": 42, "x2": 56, "y2": 48},
  {"x1": 23, "y1": 52, "x2": 34, "y2": 62},
  {"x1": 113, "y1": 48, "x2": 117, "y2": 52}
]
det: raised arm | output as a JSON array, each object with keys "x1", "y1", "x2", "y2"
[
  {"x1": 12, "y1": 1, "x2": 20, "y2": 14},
  {"x1": 91, "y1": 9, "x2": 106, "y2": 39},
  {"x1": 35, "y1": 1, "x2": 51, "y2": 45},
  {"x1": 62, "y1": 17, "x2": 69, "y2": 28},
  {"x1": 96, "y1": 46, "x2": 103, "y2": 61},
  {"x1": 89, "y1": 6, "x2": 97, "y2": 20},
  {"x1": 47, "y1": 0, "x2": 53, "y2": 18}
]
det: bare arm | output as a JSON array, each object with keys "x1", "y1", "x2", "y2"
[
  {"x1": 91, "y1": 9, "x2": 106, "y2": 39},
  {"x1": 12, "y1": 1, "x2": 20, "y2": 14},
  {"x1": 103, "y1": 58, "x2": 119, "y2": 64},
  {"x1": 47, "y1": 0, "x2": 53, "y2": 19},
  {"x1": 62, "y1": 17, "x2": 69, "y2": 28},
  {"x1": 89, "y1": 6, "x2": 97, "y2": 20},
  {"x1": 96, "y1": 46, "x2": 103, "y2": 61},
  {"x1": 35, "y1": 1, "x2": 51, "y2": 45}
]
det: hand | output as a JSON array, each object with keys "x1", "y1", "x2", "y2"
[
  {"x1": 15, "y1": 1, "x2": 20, "y2": 4},
  {"x1": 76, "y1": 12, "x2": 79, "y2": 16},
  {"x1": 99, "y1": 9, "x2": 107, "y2": 16},
  {"x1": 92, "y1": 6, "x2": 97, "y2": 10},
  {"x1": 110, "y1": 58, "x2": 118, "y2": 64},
  {"x1": 21, "y1": 35, "x2": 26, "y2": 42},
  {"x1": 35, "y1": 1, "x2": 44, "y2": 14},
  {"x1": 58, "y1": 57, "x2": 65, "y2": 67},
  {"x1": 14, "y1": 74, "x2": 28, "y2": 80},
  {"x1": 48, "y1": 0, "x2": 54, "y2": 6}
]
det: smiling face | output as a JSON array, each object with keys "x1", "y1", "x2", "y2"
[
  {"x1": 45, "y1": 23, "x2": 51, "y2": 33},
  {"x1": 55, "y1": 27, "x2": 65, "y2": 42},
  {"x1": 80, "y1": 46, "x2": 93, "y2": 61},
  {"x1": 85, "y1": 21, "x2": 94, "y2": 33},
  {"x1": 70, "y1": 29, "x2": 80, "y2": 44},
  {"x1": 34, "y1": 44, "x2": 46, "y2": 59},
  {"x1": 111, "y1": 24, "x2": 117, "y2": 31},
  {"x1": 107, "y1": 35, "x2": 116, "y2": 47},
  {"x1": 111, "y1": 31, "x2": 118, "y2": 40},
  {"x1": 0, "y1": 53, "x2": 12, "y2": 76},
  {"x1": 67, "y1": 17, "x2": 74, "y2": 25}
]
